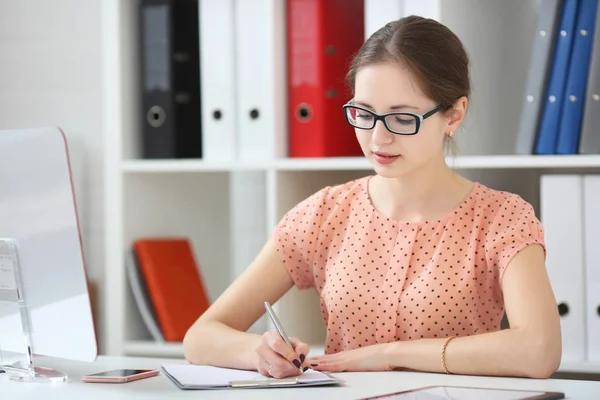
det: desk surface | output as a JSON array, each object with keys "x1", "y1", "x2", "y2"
[{"x1": 1, "y1": 355, "x2": 599, "y2": 400}]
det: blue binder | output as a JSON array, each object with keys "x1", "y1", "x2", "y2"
[
  {"x1": 556, "y1": 0, "x2": 599, "y2": 154},
  {"x1": 535, "y1": 0, "x2": 580, "y2": 154}
]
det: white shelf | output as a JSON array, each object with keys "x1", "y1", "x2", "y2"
[
  {"x1": 558, "y1": 361, "x2": 600, "y2": 374},
  {"x1": 446, "y1": 154, "x2": 600, "y2": 169},
  {"x1": 276, "y1": 155, "x2": 600, "y2": 171},
  {"x1": 121, "y1": 155, "x2": 600, "y2": 174},
  {"x1": 121, "y1": 159, "x2": 267, "y2": 173},
  {"x1": 274, "y1": 157, "x2": 372, "y2": 171},
  {"x1": 123, "y1": 340, "x2": 185, "y2": 358}
]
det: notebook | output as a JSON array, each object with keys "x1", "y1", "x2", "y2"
[
  {"x1": 132, "y1": 238, "x2": 210, "y2": 342},
  {"x1": 161, "y1": 363, "x2": 343, "y2": 389}
]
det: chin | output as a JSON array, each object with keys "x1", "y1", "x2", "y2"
[
  {"x1": 369, "y1": 158, "x2": 411, "y2": 179},
  {"x1": 374, "y1": 168, "x2": 407, "y2": 179}
]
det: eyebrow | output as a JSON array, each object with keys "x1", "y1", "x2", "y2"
[{"x1": 353, "y1": 101, "x2": 419, "y2": 111}]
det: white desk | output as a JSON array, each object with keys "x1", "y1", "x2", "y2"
[{"x1": 1, "y1": 356, "x2": 599, "y2": 400}]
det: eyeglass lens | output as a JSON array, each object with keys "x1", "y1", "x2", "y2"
[{"x1": 345, "y1": 106, "x2": 417, "y2": 134}]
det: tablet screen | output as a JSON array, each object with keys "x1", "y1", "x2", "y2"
[{"x1": 363, "y1": 385, "x2": 564, "y2": 400}]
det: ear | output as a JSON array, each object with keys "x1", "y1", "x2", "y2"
[{"x1": 445, "y1": 96, "x2": 468, "y2": 136}]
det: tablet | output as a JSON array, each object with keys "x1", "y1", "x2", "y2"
[{"x1": 359, "y1": 385, "x2": 565, "y2": 400}]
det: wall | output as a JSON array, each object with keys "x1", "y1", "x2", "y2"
[{"x1": 0, "y1": 1, "x2": 106, "y2": 350}]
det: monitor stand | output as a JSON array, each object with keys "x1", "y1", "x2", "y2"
[{"x1": 0, "y1": 238, "x2": 67, "y2": 383}]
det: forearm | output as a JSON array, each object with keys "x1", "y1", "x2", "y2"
[
  {"x1": 387, "y1": 328, "x2": 560, "y2": 379},
  {"x1": 183, "y1": 320, "x2": 262, "y2": 371}
]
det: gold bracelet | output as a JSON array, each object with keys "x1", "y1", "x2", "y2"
[{"x1": 441, "y1": 336, "x2": 456, "y2": 374}]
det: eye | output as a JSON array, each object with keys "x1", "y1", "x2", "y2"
[
  {"x1": 357, "y1": 113, "x2": 373, "y2": 120},
  {"x1": 394, "y1": 117, "x2": 413, "y2": 125}
]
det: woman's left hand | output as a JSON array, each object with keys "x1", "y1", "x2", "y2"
[{"x1": 305, "y1": 343, "x2": 395, "y2": 372}]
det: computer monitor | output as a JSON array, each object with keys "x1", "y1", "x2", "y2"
[{"x1": 0, "y1": 127, "x2": 97, "y2": 382}]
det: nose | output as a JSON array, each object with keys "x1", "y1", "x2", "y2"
[{"x1": 371, "y1": 120, "x2": 394, "y2": 146}]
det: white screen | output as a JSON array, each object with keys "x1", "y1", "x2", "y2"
[{"x1": 0, "y1": 127, "x2": 97, "y2": 362}]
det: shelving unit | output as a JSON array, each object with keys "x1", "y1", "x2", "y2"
[{"x1": 101, "y1": 0, "x2": 600, "y2": 375}]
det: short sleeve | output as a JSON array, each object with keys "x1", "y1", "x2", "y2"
[
  {"x1": 273, "y1": 186, "x2": 329, "y2": 290},
  {"x1": 485, "y1": 196, "x2": 546, "y2": 281}
]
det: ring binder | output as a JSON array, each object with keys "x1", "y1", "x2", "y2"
[{"x1": 140, "y1": 0, "x2": 202, "y2": 159}]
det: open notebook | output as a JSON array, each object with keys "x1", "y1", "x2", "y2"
[{"x1": 161, "y1": 364, "x2": 342, "y2": 389}]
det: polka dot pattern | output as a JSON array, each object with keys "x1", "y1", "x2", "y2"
[{"x1": 273, "y1": 176, "x2": 545, "y2": 354}]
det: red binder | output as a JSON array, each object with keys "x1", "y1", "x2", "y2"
[
  {"x1": 133, "y1": 238, "x2": 210, "y2": 342},
  {"x1": 287, "y1": 0, "x2": 365, "y2": 158}
]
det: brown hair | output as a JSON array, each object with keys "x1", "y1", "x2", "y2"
[{"x1": 346, "y1": 15, "x2": 470, "y2": 111}]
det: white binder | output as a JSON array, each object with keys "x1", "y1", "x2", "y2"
[
  {"x1": 365, "y1": 0, "x2": 403, "y2": 39},
  {"x1": 540, "y1": 174, "x2": 586, "y2": 363},
  {"x1": 234, "y1": 0, "x2": 287, "y2": 161},
  {"x1": 200, "y1": 0, "x2": 237, "y2": 162},
  {"x1": 229, "y1": 170, "x2": 268, "y2": 334},
  {"x1": 583, "y1": 175, "x2": 600, "y2": 362}
]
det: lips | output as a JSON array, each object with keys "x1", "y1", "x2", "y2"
[
  {"x1": 373, "y1": 151, "x2": 399, "y2": 158},
  {"x1": 372, "y1": 151, "x2": 401, "y2": 165}
]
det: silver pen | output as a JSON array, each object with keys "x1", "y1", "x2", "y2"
[{"x1": 264, "y1": 301, "x2": 302, "y2": 372}]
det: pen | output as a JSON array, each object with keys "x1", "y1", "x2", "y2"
[{"x1": 264, "y1": 301, "x2": 302, "y2": 373}]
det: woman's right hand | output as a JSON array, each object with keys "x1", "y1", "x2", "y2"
[{"x1": 255, "y1": 331, "x2": 310, "y2": 378}]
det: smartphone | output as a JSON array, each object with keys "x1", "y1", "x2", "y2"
[{"x1": 81, "y1": 369, "x2": 159, "y2": 383}]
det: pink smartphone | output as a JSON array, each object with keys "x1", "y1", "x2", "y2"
[{"x1": 81, "y1": 369, "x2": 159, "y2": 383}]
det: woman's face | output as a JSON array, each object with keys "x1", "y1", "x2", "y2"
[{"x1": 352, "y1": 61, "x2": 451, "y2": 179}]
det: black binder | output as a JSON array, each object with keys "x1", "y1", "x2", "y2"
[{"x1": 140, "y1": 0, "x2": 202, "y2": 159}]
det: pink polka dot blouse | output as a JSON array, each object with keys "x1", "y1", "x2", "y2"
[{"x1": 273, "y1": 175, "x2": 545, "y2": 354}]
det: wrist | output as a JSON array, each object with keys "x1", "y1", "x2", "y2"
[
  {"x1": 383, "y1": 340, "x2": 408, "y2": 369},
  {"x1": 242, "y1": 334, "x2": 263, "y2": 370}
]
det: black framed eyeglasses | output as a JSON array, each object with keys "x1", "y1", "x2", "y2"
[{"x1": 342, "y1": 102, "x2": 445, "y2": 135}]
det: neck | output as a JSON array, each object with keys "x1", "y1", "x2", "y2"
[{"x1": 372, "y1": 156, "x2": 471, "y2": 222}]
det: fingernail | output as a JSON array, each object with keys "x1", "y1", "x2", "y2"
[
  {"x1": 300, "y1": 354, "x2": 305, "y2": 363},
  {"x1": 293, "y1": 359, "x2": 301, "y2": 368},
  {"x1": 303, "y1": 366, "x2": 309, "y2": 372},
  {"x1": 310, "y1": 363, "x2": 318, "y2": 367}
]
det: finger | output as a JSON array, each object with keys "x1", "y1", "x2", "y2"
[
  {"x1": 265, "y1": 332, "x2": 302, "y2": 369},
  {"x1": 310, "y1": 360, "x2": 346, "y2": 372},
  {"x1": 257, "y1": 342, "x2": 301, "y2": 379},
  {"x1": 306, "y1": 354, "x2": 335, "y2": 364},
  {"x1": 289, "y1": 337, "x2": 310, "y2": 366},
  {"x1": 306, "y1": 355, "x2": 343, "y2": 371},
  {"x1": 256, "y1": 357, "x2": 274, "y2": 378}
]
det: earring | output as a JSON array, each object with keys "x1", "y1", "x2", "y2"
[{"x1": 447, "y1": 131, "x2": 454, "y2": 138}]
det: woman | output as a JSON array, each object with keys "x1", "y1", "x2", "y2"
[{"x1": 183, "y1": 15, "x2": 561, "y2": 380}]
